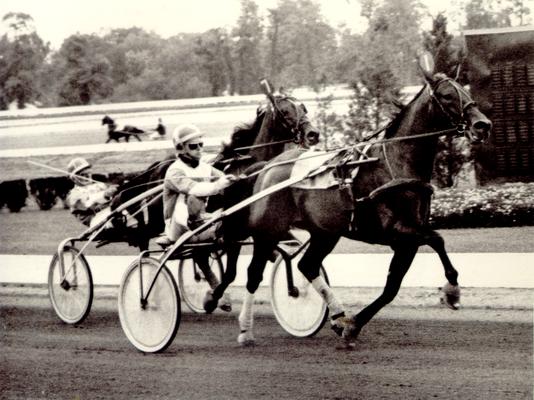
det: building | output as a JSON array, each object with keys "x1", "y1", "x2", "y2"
[{"x1": 464, "y1": 26, "x2": 534, "y2": 184}]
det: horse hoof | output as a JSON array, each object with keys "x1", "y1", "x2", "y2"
[
  {"x1": 341, "y1": 320, "x2": 361, "y2": 349},
  {"x1": 203, "y1": 290, "x2": 218, "y2": 314},
  {"x1": 330, "y1": 313, "x2": 351, "y2": 337},
  {"x1": 218, "y1": 295, "x2": 232, "y2": 312},
  {"x1": 440, "y1": 283, "x2": 461, "y2": 310},
  {"x1": 237, "y1": 331, "x2": 255, "y2": 347}
]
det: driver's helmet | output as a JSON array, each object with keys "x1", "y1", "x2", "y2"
[
  {"x1": 172, "y1": 124, "x2": 203, "y2": 150},
  {"x1": 68, "y1": 157, "x2": 91, "y2": 185}
]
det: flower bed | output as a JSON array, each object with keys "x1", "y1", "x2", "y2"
[{"x1": 430, "y1": 183, "x2": 534, "y2": 229}]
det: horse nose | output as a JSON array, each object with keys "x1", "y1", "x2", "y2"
[
  {"x1": 305, "y1": 129, "x2": 320, "y2": 146},
  {"x1": 473, "y1": 119, "x2": 492, "y2": 132},
  {"x1": 470, "y1": 118, "x2": 492, "y2": 143}
]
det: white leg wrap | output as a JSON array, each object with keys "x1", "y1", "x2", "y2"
[
  {"x1": 311, "y1": 276, "x2": 344, "y2": 316},
  {"x1": 238, "y1": 292, "x2": 255, "y2": 332}
]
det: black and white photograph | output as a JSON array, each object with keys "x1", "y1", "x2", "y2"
[{"x1": 0, "y1": 0, "x2": 533, "y2": 398}]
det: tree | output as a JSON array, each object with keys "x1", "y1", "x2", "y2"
[
  {"x1": 463, "y1": 0, "x2": 531, "y2": 28},
  {"x1": 102, "y1": 28, "x2": 163, "y2": 86},
  {"x1": 265, "y1": 0, "x2": 337, "y2": 89},
  {"x1": 339, "y1": 0, "x2": 423, "y2": 142},
  {"x1": 0, "y1": 13, "x2": 49, "y2": 109},
  {"x1": 195, "y1": 28, "x2": 234, "y2": 96},
  {"x1": 232, "y1": 0, "x2": 264, "y2": 94},
  {"x1": 52, "y1": 34, "x2": 113, "y2": 105}
]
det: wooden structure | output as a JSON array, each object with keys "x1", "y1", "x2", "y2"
[{"x1": 464, "y1": 26, "x2": 534, "y2": 183}]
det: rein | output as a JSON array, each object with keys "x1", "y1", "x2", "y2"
[
  {"x1": 233, "y1": 138, "x2": 295, "y2": 152},
  {"x1": 359, "y1": 125, "x2": 463, "y2": 147},
  {"x1": 228, "y1": 125, "x2": 466, "y2": 183}
]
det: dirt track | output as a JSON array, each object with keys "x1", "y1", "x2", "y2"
[{"x1": 1, "y1": 291, "x2": 532, "y2": 400}]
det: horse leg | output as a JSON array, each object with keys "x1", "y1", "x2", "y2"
[
  {"x1": 237, "y1": 239, "x2": 276, "y2": 346},
  {"x1": 202, "y1": 244, "x2": 242, "y2": 313},
  {"x1": 135, "y1": 134, "x2": 142, "y2": 142},
  {"x1": 425, "y1": 230, "x2": 460, "y2": 309},
  {"x1": 343, "y1": 243, "x2": 418, "y2": 348},
  {"x1": 296, "y1": 233, "x2": 347, "y2": 335},
  {"x1": 192, "y1": 251, "x2": 232, "y2": 313}
]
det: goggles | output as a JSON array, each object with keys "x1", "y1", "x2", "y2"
[{"x1": 187, "y1": 142, "x2": 203, "y2": 150}]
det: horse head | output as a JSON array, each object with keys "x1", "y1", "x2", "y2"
[
  {"x1": 259, "y1": 78, "x2": 320, "y2": 147},
  {"x1": 102, "y1": 115, "x2": 112, "y2": 126},
  {"x1": 417, "y1": 53, "x2": 491, "y2": 145},
  {"x1": 268, "y1": 94, "x2": 320, "y2": 147},
  {"x1": 427, "y1": 73, "x2": 491, "y2": 144}
]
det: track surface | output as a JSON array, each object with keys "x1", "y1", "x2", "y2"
[{"x1": 1, "y1": 293, "x2": 531, "y2": 400}]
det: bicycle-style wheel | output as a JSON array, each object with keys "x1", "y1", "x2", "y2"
[
  {"x1": 118, "y1": 257, "x2": 180, "y2": 353},
  {"x1": 177, "y1": 252, "x2": 224, "y2": 313},
  {"x1": 48, "y1": 246, "x2": 93, "y2": 324},
  {"x1": 270, "y1": 251, "x2": 329, "y2": 337}
]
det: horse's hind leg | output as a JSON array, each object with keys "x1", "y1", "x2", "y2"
[
  {"x1": 192, "y1": 251, "x2": 232, "y2": 313},
  {"x1": 343, "y1": 243, "x2": 418, "y2": 347},
  {"x1": 296, "y1": 233, "x2": 347, "y2": 335},
  {"x1": 203, "y1": 244, "x2": 241, "y2": 313},
  {"x1": 425, "y1": 230, "x2": 460, "y2": 309},
  {"x1": 237, "y1": 238, "x2": 276, "y2": 346}
]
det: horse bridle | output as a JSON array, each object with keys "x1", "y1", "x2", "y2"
[
  {"x1": 270, "y1": 95, "x2": 308, "y2": 144},
  {"x1": 428, "y1": 77, "x2": 477, "y2": 135}
]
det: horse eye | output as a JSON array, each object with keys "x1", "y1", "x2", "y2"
[{"x1": 441, "y1": 94, "x2": 454, "y2": 101}]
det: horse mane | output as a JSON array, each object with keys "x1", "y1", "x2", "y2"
[
  {"x1": 384, "y1": 85, "x2": 428, "y2": 139},
  {"x1": 219, "y1": 108, "x2": 267, "y2": 156}
]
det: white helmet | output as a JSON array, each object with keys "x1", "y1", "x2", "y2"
[
  {"x1": 67, "y1": 157, "x2": 91, "y2": 176},
  {"x1": 172, "y1": 124, "x2": 203, "y2": 149}
]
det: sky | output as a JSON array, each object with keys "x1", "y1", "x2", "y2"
[{"x1": 0, "y1": 0, "x2": 502, "y2": 50}]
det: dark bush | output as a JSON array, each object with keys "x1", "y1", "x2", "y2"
[
  {"x1": 29, "y1": 177, "x2": 59, "y2": 210},
  {"x1": 1, "y1": 179, "x2": 28, "y2": 212}
]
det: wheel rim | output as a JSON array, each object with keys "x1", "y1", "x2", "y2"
[
  {"x1": 48, "y1": 247, "x2": 92, "y2": 324},
  {"x1": 177, "y1": 255, "x2": 223, "y2": 313},
  {"x1": 118, "y1": 258, "x2": 180, "y2": 353},
  {"x1": 270, "y1": 256, "x2": 328, "y2": 337}
]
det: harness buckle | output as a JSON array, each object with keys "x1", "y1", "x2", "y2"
[{"x1": 456, "y1": 123, "x2": 467, "y2": 135}]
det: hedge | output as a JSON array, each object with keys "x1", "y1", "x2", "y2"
[
  {"x1": 3, "y1": 175, "x2": 533, "y2": 229},
  {"x1": 430, "y1": 182, "x2": 534, "y2": 229}
]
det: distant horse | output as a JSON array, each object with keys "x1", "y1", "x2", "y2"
[
  {"x1": 102, "y1": 115, "x2": 144, "y2": 143},
  {"x1": 230, "y1": 68, "x2": 492, "y2": 347}
]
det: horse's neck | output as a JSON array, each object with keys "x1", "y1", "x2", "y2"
[
  {"x1": 249, "y1": 116, "x2": 285, "y2": 162},
  {"x1": 384, "y1": 91, "x2": 448, "y2": 182}
]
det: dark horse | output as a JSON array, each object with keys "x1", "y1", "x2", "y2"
[
  {"x1": 228, "y1": 67, "x2": 492, "y2": 346},
  {"x1": 106, "y1": 86, "x2": 319, "y2": 259},
  {"x1": 102, "y1": 115, "x2": 144, "y2": 143}
]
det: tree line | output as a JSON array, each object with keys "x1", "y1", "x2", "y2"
[
  {"x1": 1, "y1": 0, "x2": 529, "y2": 110},
  {"x1": 0, "y1": 0, "x2": 530, "y2": 186}
]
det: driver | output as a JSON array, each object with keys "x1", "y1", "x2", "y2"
[
  {"x1": 65, "y1": 157, "x2": 117, "y2": 227},
  {"x1": 155, "y1": 124, "x2": 236, "y2": 246}
]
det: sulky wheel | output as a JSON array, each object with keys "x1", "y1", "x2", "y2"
[
  {"x1": 118, "y1": 257, "x2": 180, "y2": 353},
  {"x1": 270, "y1": 250, "x2": 329, "y2": 338},
  {"x1": 177, "y1": 252, "x2": 224, "y2": 313},
  {"x1": 48, "y1": 246, "x2": 93, "y2": 324}
]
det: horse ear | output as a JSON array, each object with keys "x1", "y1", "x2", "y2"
[
  {"x1": 452, "y1": 63, "x2": 462, "y2": 81},
  {"x1": 417, "y1": 51, "x2": 435, "y2": 85},
  {"x1": 260, "y1": 78, "x2": 275, "y2": 104}
]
